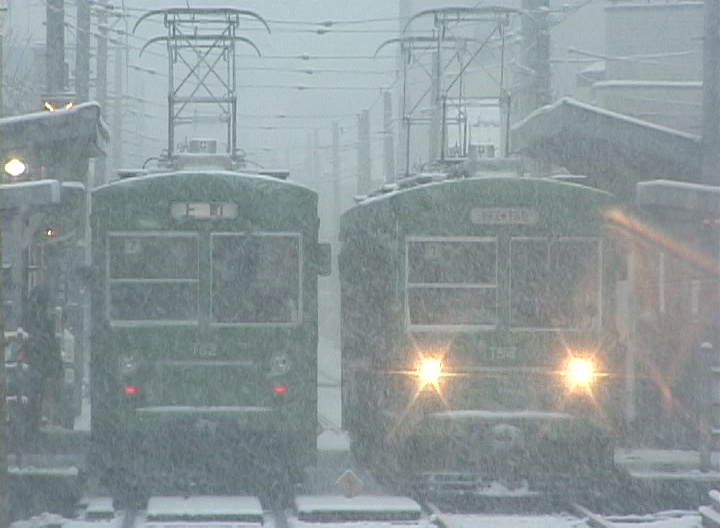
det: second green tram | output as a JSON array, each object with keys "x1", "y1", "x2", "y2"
[
  {"x1": 90, "y1": 169, "x2": 330, "y2": 497},
  {"x1": 340, "y1": 173, "x2": 627, "y2": 499}
]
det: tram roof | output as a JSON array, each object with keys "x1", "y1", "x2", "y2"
[
  {"x1": 341, "y1": 174, "x2": 615, "y2": 239},
  {"x1": 92, "y1": 169, "x2": 315, "y2": 195},
  {"x1": 349, "y1": 172, "x2": 612, "y2": 209},
  {"x1": 510, "y1": 97, "x2": 702, "y2": 195}
]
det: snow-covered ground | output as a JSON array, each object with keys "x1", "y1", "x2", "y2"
[
  {"x1": 9, "y1": 502, "x2": 704, "y2": 528},
  {"x1": 7, "y1": 338, "x2": 713, "y2": 528}
]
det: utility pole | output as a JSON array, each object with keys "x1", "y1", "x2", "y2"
[
  {"x1": 357, "y1": 110, "x2": 371, "y2": 195},
  {"x1": 332, "y1": 121, "x2": 341, "y2": 233},
  {"x1": 329, "y1": 120, "x2": 341, "y2": 356},
  {"x1": 305, "y1": 131, "x2": 312, "y2": 183},
  {"x1": 513, "y1": 0, "x2": 551, "y2": 124},
  {"x1": 111, "y1": 43, "x2": 123, "y2": 174},
  {"x1": 0, "y1": 0, "x2": 5, "y2": 116},
  {"x1": 398, "y1": 0, "x2": 412, "y2": 175},
  {"x1": 313, "y1": 128, "x2": 320, "y2": 180},
  {"x1": 95, "y1": 1, "x2": 109, "y2": 185},
  {"x1": 383, "y1": 91, "x2": 395, "y2": 183},
  {"x1": 45, "y1": 0, "x2": 71, "y2": 184},
  {"x1": 46, "y1": 0, "x2": 66, "y2": 94},
  {"x1": 75, "y1": 0, "x2": 91, "y2": 102}
]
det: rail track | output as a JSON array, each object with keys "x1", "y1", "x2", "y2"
[{"x1": 61, "y1": 494, "x2": 702, "y2": 528}]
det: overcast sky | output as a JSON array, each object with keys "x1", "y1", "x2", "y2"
[{"x1": 3, "y1": 0, "x2": 604, "y2": 188}]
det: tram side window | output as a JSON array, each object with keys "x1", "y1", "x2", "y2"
[
  {"x1": 406, "y1": 238, "x2": 498, "y2": 327},
  {"x1": 107, "y1": 234, "x2": 199, "y2": 322},
  {"x1": 212, "y1": 234, "x2": 301, "y2": 324},
  {"x1": 510, "y1": 237, "x2": 600, "y2": 330}
]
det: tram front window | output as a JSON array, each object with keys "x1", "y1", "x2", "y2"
[
  {"x1": 107, "y1": 233, "x2": 199, "y2": 323},
  {"x1": 212, "y1": 233, "x2": 300, "y2": 324},
  {"x1": 510, "y1": 237, "x2": 600, "y2": 330},
  {"x1": 406, "y1": 238, "x2": 498, "y2": 327}
]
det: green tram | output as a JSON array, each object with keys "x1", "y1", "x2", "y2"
[
  {"x1": 90, "y1": 167, "x2": 330, "y2": 496},
  {"x1": 339, "y1": 172, "x2": 626, "y2": 498}
]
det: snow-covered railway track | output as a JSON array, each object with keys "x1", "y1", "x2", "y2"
[
  {"x1": 424, "y1": 501, "x2": 702, "y2": 528},
  {"x1": 68, "y1": 495, "x2": 702, "y2": 528},
  {"x1": 424, "y1": 500, "x2": 596, "y2": 528}
]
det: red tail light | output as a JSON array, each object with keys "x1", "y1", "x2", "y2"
[
  {"x1": 123, "y1": 385, "x2": 141, "y2": 395},
  {"x1": 273, "y1": 385, "x2": 288, "y2": 394}
]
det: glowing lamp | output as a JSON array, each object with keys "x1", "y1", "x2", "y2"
[
  {"x1": 43, "y1": 100, "x2": 73, "y2": 112},
  {"x1": 566, "y1": 357, "x2": 595, "y2": 387},
  {"x1": 418, "y1": 357, "x2": 442, "y2": 384},
  {"x1": 4, "y1": 158, "x2": 26, "y2": 177}
]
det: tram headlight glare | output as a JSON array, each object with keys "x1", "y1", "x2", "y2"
[
  {"x1": 566, "y1": 357, "x2": 594, "y2": 387},
  {"x1": 418, "y1": 357, "x2": 442, "y2": 384}
]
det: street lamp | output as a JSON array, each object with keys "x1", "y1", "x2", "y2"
[{"x1": 4, "y1": 157, "x2": 27, "y2": 178}]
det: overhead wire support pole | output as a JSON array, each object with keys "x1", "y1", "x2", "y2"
[
  {"x1": 133, "y1": 8, "x2": 269, "y2": 163},
  {"x1": 401, "y1": 42, "x2": 411, "y2": 176}
]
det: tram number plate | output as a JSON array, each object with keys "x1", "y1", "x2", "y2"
[
  {"x1": 470, "y1": 207, "x2": 538, "y2": 225},
  {"x1": 491, "y1": 347, "x2": 517, "y2": 361},
  {"x1": 193, "y1": 343, "x2": 218, "y2": 358}
]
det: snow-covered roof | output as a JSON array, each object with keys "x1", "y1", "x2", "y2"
[
  {"x1": 636, "y1": 179, "x2": 720, "y2": 213},
  {"x1": 511, "y1": 97, "x2": 702, "y2": 191},
  {"x1": 146, "y1": 496, "x2": 264, "y2": 522},
  {"x1": 293, "y1": 495, "x2": 424, "y2": 524},
  {"x1": 606, "y1": 1, "x2": 703, "y2": 11},
  {"x1": 61, "y1": 181, "x2": 86, "y2": 192},
  {"x1": 593, "y1": 80, "x2": 702, "y2": 90},
  {"x1": 1, "y1": 179, "x2": 62, "y2": 209},
  {"x1": 0, "y1": 101, "x2": 109, "y2": 162}
]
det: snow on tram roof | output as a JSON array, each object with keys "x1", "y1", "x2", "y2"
[{"x1": 94, "y1": 169, "x2": 314, "y2": 194}]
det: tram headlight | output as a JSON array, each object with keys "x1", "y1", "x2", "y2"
[
  {"x1": 118, "y1": 352, "x2": 142, "y2": 375},
  {"x1": 564, "y1": 357, "x2": 595, "y2": 388},
  {"x1": 417, "y1": 357, "x2": 442, "y2": 384}
]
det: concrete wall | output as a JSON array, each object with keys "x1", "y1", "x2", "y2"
[
  {"x1": 592, "y1": 80, "x2": 702, "y2": 135},
  {"x1": 605, "y1": 2, "x2": 703, "y2": 82},
  {"x1": 594, "y1": 1, "x2": 703, "y2": 134}
]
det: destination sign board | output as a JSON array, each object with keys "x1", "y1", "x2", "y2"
[
  {"x1": 171, "y1": 201, "x2": 238, "y2": 220},
  {"x1": 470, "y1": 207, "x2": 539, "y2": 225}
]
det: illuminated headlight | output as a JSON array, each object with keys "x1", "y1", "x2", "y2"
[
  {"x1": 564, "y1": 357, "x2": 595, "y2": 388},
  {"x1": 418, "y1": 357, "x2": 442, "y2": 384},
  {"x1": 270, "y1": 352, "x2": 292, "y2": 376},
  {"x1": 118, "y1": 352, "x2": 142, "y2": 375}
]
